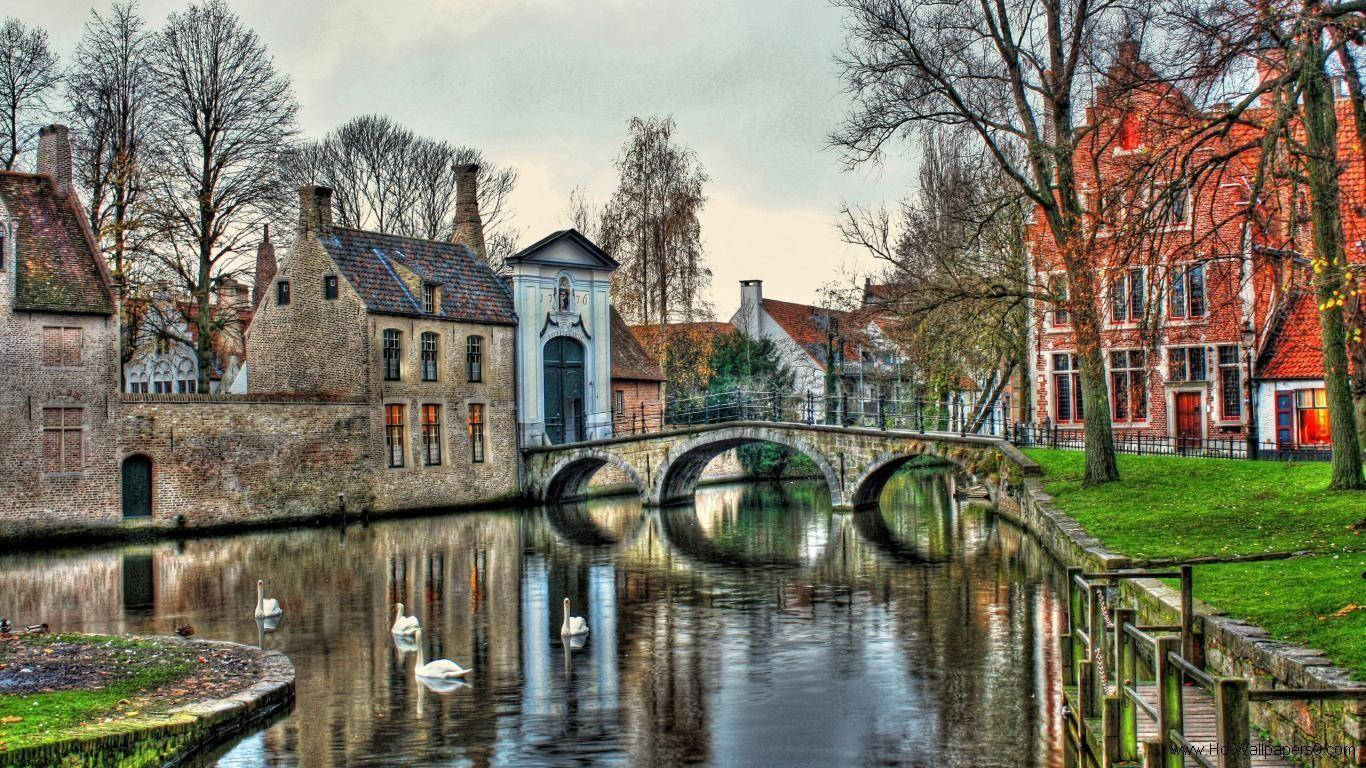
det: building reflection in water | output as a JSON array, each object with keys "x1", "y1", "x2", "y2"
[{"x1": 0, "y1": 465, "x2": 1063, "y2": 768}]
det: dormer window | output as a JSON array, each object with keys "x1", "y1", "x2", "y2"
[
  {"x1": 557, "y1": 276, "x2": 571, "y2": 311},
  {"x1": 423, "y1": 283, "x2": 438, "y2": 314}
]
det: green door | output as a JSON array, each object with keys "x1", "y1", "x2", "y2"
[
  {"x1": 122, "y1": 455, "x2": 152, "y2": 518},
  {"x1": 544, "y1": 337, "x2": 585, "y2": 444}
]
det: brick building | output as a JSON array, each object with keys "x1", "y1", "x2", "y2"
[
  {"x1": 608, "y1": 306, "x2": 665, "y2": 433},
  {"x1": 0, "y1": 124, "x2": 121, "y2": 528},
  {"x1": 246, "y1": 181, "x2": 520, "y2": 510},
  {"x1": 1026, "y1": 41, "x2": 1363, "y2": 451}
]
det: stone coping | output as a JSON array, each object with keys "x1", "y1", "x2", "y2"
[
  {"x1": 522, "y1": 419, "x2": 1007, "y2": 454},
  {"x1": 0, "y1": 638, "x2": 295, "y2": 768}
]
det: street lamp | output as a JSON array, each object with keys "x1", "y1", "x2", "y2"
[{"x1": 1241, "y1": 321, "x2": 1258, "y2": 460}]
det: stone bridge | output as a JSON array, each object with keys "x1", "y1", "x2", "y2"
[{"x1": 522, "y1": 421, "x2": 1018, "y2": 510}]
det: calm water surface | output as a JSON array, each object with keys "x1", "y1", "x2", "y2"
[{"x1": 0, "y1": 468, "x2": 1065, "y2": 767}]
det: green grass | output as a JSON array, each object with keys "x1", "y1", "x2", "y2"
[
  {"x1": 0, "y1": 634, "x2": 197, "y2": 747},
  {"x1": 1022, "y1": 450, "x2": 1366, "y2": 679},
  {"x1": 1022, "y1": 449, "x2": 1365, "y2": 561}
]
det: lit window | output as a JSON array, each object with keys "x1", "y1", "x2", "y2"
[
  {"x1": 421, "y1": 404, "x2": 442, "y2": 466},
  {"x1": 42, "y1": 407, "x2": 83, "y2": 474},
  {"x1": 383, "y1": 329, "x2": 402, "y2": 381},
  {"x1": 421, "y1": 332, "x2": 439, "y2": 382},
  {"x1": 1117, "y1": 113, "x2": 1141, "y2": 151},
  {"x1": 1168, "y1": 346, "x2": 1207, "y2": 382},
  {"x1": 468, "y1": 404, "x2": 485, "y2": 463},
  {"x1": 1295, "y1": 389, "x2": 1330, "y2": 445},
  {"x1": 1110, "y1": 350, "x2": 1147, "y2": 423},
  {"x1": 466, "y1": 336, "x2": 483, "y2": 382},
  {"x1": 1052, "y1": 353, "x2": 1083, "y2": 424},
  {"x1": 385, "y1": 404, "x2": 405, "y2": 468}
]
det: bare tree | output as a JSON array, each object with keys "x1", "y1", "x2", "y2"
[
  {"x1": 0, "y1": 17, "x2": 60, "y2": 170},
  {"x1": 67, "y1": 1, "x2": 157, "y2": 384},
  {"x1": 145, "y1": 0, "x2": 298, "y2": 391},
  {"x1": 598, "y1": 115, "x2": 712, "y2": 328}
]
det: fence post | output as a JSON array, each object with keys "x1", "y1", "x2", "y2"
[
  {"x1": 879, "y1": 395, "x2": 886, "y2": 431},
  {"x1": 1156, "y1": 636, "x2": 1184, "y2": 768},
  {"x1": 1066, "y1": 567, "x2": 1085, "y2": 691},
  {"x1": 1142, "y1": 739, "x2": 1164, "y2": 768},
  {"x1": 1180, "y1": 564, "x2": 1199, "y2": 668},
  {"x1": 1103, "y1": 694, "x2": 1123, "y2": 766},
  {"x1": 917, "y1": 399, "x2": 925, "y2": 434},
  {"x1": 1114, "y1": 607, "x2": 1139, "y2": 762},
  {"x1": 1088, "y1": 584, "x2": 1106, "y2": 718},
  {"x1": 1214, "y1": 678, "x2": 1250, "y2": 768}
]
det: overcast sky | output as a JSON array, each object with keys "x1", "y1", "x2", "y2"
[{"x1": 12, "y1": 0, "x2": 919, "y2": 315}]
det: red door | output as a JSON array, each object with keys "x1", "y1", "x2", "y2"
[{"x1": 1174, "y1": 392, "x2": 1202, "y2": 450}]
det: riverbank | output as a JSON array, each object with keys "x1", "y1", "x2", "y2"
[{"x1": 0, "y1": 634, "x2": 293, "y2": 767}]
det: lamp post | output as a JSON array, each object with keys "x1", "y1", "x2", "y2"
[{"x1": 1241, "y1": 322, "x2": 1258, "y2": 460}]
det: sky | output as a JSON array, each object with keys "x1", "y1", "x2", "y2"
[{"x1": 12, "y1": 0, "x2": 920, "y2": 316}]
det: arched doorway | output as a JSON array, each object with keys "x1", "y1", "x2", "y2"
[
  {"x1": 544, "y1": 336, "x2": 585, "y2": 444},
  {"x1": 122, "y1": 455, "x2": 152, "y2": 518}
]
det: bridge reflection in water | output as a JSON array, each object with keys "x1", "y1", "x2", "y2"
[{"x1": 0, "y1": 467, "x2": 1065, "y2": 768}]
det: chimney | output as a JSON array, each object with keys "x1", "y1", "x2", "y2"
[
  {"x1": 1117, "y1": 39, "x2": 1140, "y2": 66},
  {"x1": 254, "y1": 224, "x2": 276, "y2": 308},
  {"x1": 298, "y1": 186, "x2": 333, "y2": 237},
  {"x1": 451, "y1": 163, "x2": 487, "y2": 261},
  {"x1": 1040, "y1": 70, "x2": 1056, "y2": 145},
  {"x1": 1254, "y1": 49, "x2": 1285, "y2": 106},
  {"x1": 36, "y1": 125, "x2": 73, "y2": 194},
  {"x1": 739, "y1": 280, "x2": 763, "y2": 336}
]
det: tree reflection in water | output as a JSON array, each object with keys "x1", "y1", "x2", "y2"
[{"x1": 0, "y1": 466, "x2": 1064, "y2": 768}]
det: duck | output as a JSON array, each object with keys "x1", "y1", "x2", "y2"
[
  {"x1": 25, "y1": 623, "x2": 48, "y2": 634},
  {"x1": 390, "y1": 603, "x2": 420, "y2": 636},
  {"x1": 0, "y1": 618, "x2": 10, "y2": 634},
  {"x1": 254, "y1": 579, "x2": 282, "y2": 618},
  {"x1": 412, "y1": 629, "x2": 471, "y2": 680},
  {"x1": 175, "y1": 624, "x2": 195, "y2": 638},
  {"x1": 560, "y1": 598, "x2": 589, "y2": 637}
]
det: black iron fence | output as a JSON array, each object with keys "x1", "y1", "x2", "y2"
[{"x1": 1011, "y1": 423, "x2": 1332, "y2": 462}]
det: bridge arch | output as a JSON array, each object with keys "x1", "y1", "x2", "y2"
[
  {"x1": 651, "y1": 425, "x2": 842, "y2": 507},
  {"x1": 539, "y1": 448, "x2": 648, "y2": 504},
  {"x1": 846, "y1": 449, "x2": 973, "y2": 510}
]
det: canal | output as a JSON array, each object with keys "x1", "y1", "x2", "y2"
[{"x1": 0, "y1": 465, "x2": 1065, "y2": 767}]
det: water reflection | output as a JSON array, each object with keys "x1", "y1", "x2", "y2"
[{"x1": 0, "y1": 467, "x2": 1063, "y2": 767}]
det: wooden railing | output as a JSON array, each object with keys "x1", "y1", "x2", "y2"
[{"x1": 1061, "y1": 565, "x2": 1365, "y2": 768}]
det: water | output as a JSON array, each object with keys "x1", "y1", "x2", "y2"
[{"x1": 0, "y1": 467, "x2": 1065, "y2": 767}]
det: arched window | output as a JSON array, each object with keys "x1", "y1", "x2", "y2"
[
  {"x1": 420, "y1": 332, "x2": 439, "y2": 381},
  {"x1": 152, "y1": 361, "x2": 173, "y2": 394},
  {"x1": 383, "y1": 329, "x2": 402, "y2": 381},
  {"x1": 175, "y1": 359, "x2": 196, "y2": 393},
  {"x1": 557, "y1": 276, "x2": 571, "y2": 311}
]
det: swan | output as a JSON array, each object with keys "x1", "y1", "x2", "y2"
[
  {"x1": 413, "y1": 629, "x2": 471, "y2": 679},
  {"x1": 390, "y1": 603, "x2": 420, "y2": 636},
  {"x1": 254, "y1": 579, "x2": 282, "y2": 618},
  {"x1": 561, "y1": 598, "x2": 589, "y2": 637}
]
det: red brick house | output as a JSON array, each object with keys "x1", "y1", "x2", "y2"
[
  {"x1": 1027, "y1": 41, "x2": 1363, "y2": 452},
  {"x1": 609, "y1": 306, "x2": 666, "y2": 433}
]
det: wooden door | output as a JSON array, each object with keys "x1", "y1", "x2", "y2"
[
  {"x1": 1274, "y1": 392, "x2": 1294, "y2": 447},
  {"x1": 121, "y1": 455, "x2": 152, "y2": 518},
  {"x1": 1174, "y1": 392, "x2": 1202, "y2": 450},
  {"x1": 543, "y1": 337, "x2": 585, "y2": 445}
]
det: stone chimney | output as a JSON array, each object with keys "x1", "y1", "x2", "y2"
[
  {"x1": 451, "y1": 163, "x2": 487, "y2": 261},
  {"x1": 36, "y1": 124, "x2": 73, "y2": 194},
  {"x1": 739, "y1": 280, "x2": 763, "y2": 336},
  {"x1": 253, "y1": 224, "x2": 276, "y2": 308},
  {"x1": 298, "y1": 186, "x2": 333, "y2": 236}
]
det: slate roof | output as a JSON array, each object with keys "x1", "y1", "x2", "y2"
[
  {"x1": 0, "y1": 171, "x2": 114, "y2": 315},
  {"x1": 609, "y1": 307, "x2": 665, "y2": 382},
  {"x1": 761, "y1": 298, "x2": 862, "y2": 369},
  {"x1": 320, "y1": 227, "x2": 516, "y2": 325},
  {"x1": 1258, "y1": 290, "x2": 1324, "y2": 380}
]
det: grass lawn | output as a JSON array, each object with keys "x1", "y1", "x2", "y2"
[
  {"x1": 1022, "y1": 449, "x2": 1365, "y2": 561},
  {"x1": 0, "y1": 634, "x2": 197, "y2": 747},
  {"x1": 1022, "y1": 450, "x2": 1366, "y2": 679}
]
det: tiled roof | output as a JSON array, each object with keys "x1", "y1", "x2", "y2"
[
  {"x1": 629, "y1": 321, "x2": 736, "y2": 351},
  {"x1": 0, "y1": 171, "x2": 114, "y2": 314},
  {"x1": 761, "y1": 298, "x2": 862, "y2": 369},
  {"x1": 320, "y1": 227, "x2": 516, "y2": 326},
  {"x1": 609, "y1": 307, "x2": 665, "y2": 381},
  {"x1": 1258, "y1": 291, "x2": 1323, "y2": 380}
]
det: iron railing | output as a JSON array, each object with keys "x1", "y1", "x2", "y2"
[{"x1": 1012, "y1": 423, "x2": 1332, "y2": 462}]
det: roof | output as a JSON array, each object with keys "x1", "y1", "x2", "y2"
[
  {"x1": 761, "y1": 298, "x2": 861, "y2": 369},
  {"x1": 629, "y1": 321, "x2": 736, "y2": 351},
  {"x1": 0, "y1": 171, "x2": 114, "y2": 315},
  {"x1": 1258, "y1": 291, "x2": 1323, "y2": 380},
  {"x1": 505, "y1": 228, "x2": 620, "y2": 269},
  {"x1": 319, "y1": 227, "x2": 516, "y2": 325},
  {"x1": 609, "y1": 307, "x2": 665, "y2": 381}
]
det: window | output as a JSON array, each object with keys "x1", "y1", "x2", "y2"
[
  {"x1": 277, "y1": 280, "x2": 290, "y2": 306},
  {"x1": 613, "y1": 389, "x2": 625, "y2": 415},
  {"x1": 1218, "y1": 345, "x2": 1242, "y2": 420},
  {"x1": 154, "y1": 379, "x2": 172, "y2": 394},
  {"x1": 1049, "y1": 275, "x2": 1071, "y2": 327},
  {"x1": 1052, "y1": 353, "x2": 1083, "y2": 424},
  {"x1": 466, "y1": 336, "x2": 483, "y2": 382},
  {"x1": 1117, "y1": 113, "x2": 1141, "y2": 151},
  {"x1": 1159, "y1": 183, "x2": 1190, "y2": 227},
  {"x1": 0, "y1": 232, "x2": 5, "y2": 270},
  {"x1": 176, "y1": 379, "x2": 196, "y2": 394},
  {"x1": 1168, "y1": 346, "x2": 1208, "y2": 382},
  {"x1": 421, "y1": 404, "x2": 442, "y2": 466},
  {"x1": 557, "y1": 276, "x2": 571, "y2": 311},
  {"x1": 421, "y1": 332, "x2": 439, "y2": 382},
  {"x1": 1110, "y1": 350, "x2": 1147, "y2": 423},
  {"x1": 468, "y1": 403, "x2": 485, "y2": 463},
  {"x1": 422, "y1": 283, "x2": 438, "y2": 314},
  {"x1": 385, "y1": 404, "x2": 405, "y2": 468},
  {"x1": 155, "y1": 335, "x2": 170, "y2": 356},
  {"x1": 43, "y1": 327, "x2": 82, "y2": 367},
  {"x1": 1168, "y1": 264, "x2": 1206, "y2": 319},
  {"x1": 130, "y1": 381, "x2": 148, "y2": 394},
  {"x1": 324, "y1": 275, "x2": 338, "y2": 300},
  {"x1": 1110, "y1": 268, "x2": 1145, "y2": 323},
  {"x1": 42, "y1": 407, "x2": 82, "y2": 474},
  {"x1": 383, "y1": 329, "x2": 402, "y2": 381},
  {"x1": 1295, "y1": 388, "x2": 1329, "y2": 444}
]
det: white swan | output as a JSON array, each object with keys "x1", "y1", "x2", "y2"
[
  {"x1": 390, "y1": 602, "x2": 420, "y2": 636},
  {"x1": 561, "y1": 597, "x2": 589, "y2": 637},
  {"x1": 254, "y1": 579, "x2": 282, "y2": 618},
  {"x1": 413, "y1": 629, "x2": 471, "y2": 679}
]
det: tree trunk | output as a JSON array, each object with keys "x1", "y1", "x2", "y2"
[
  {"x1": 1066, "y1": 256, "x2": 1121, "y2": 485},
  {"x1": 1301, "y1": 31, "x2": 1365, "y2": 489}
]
